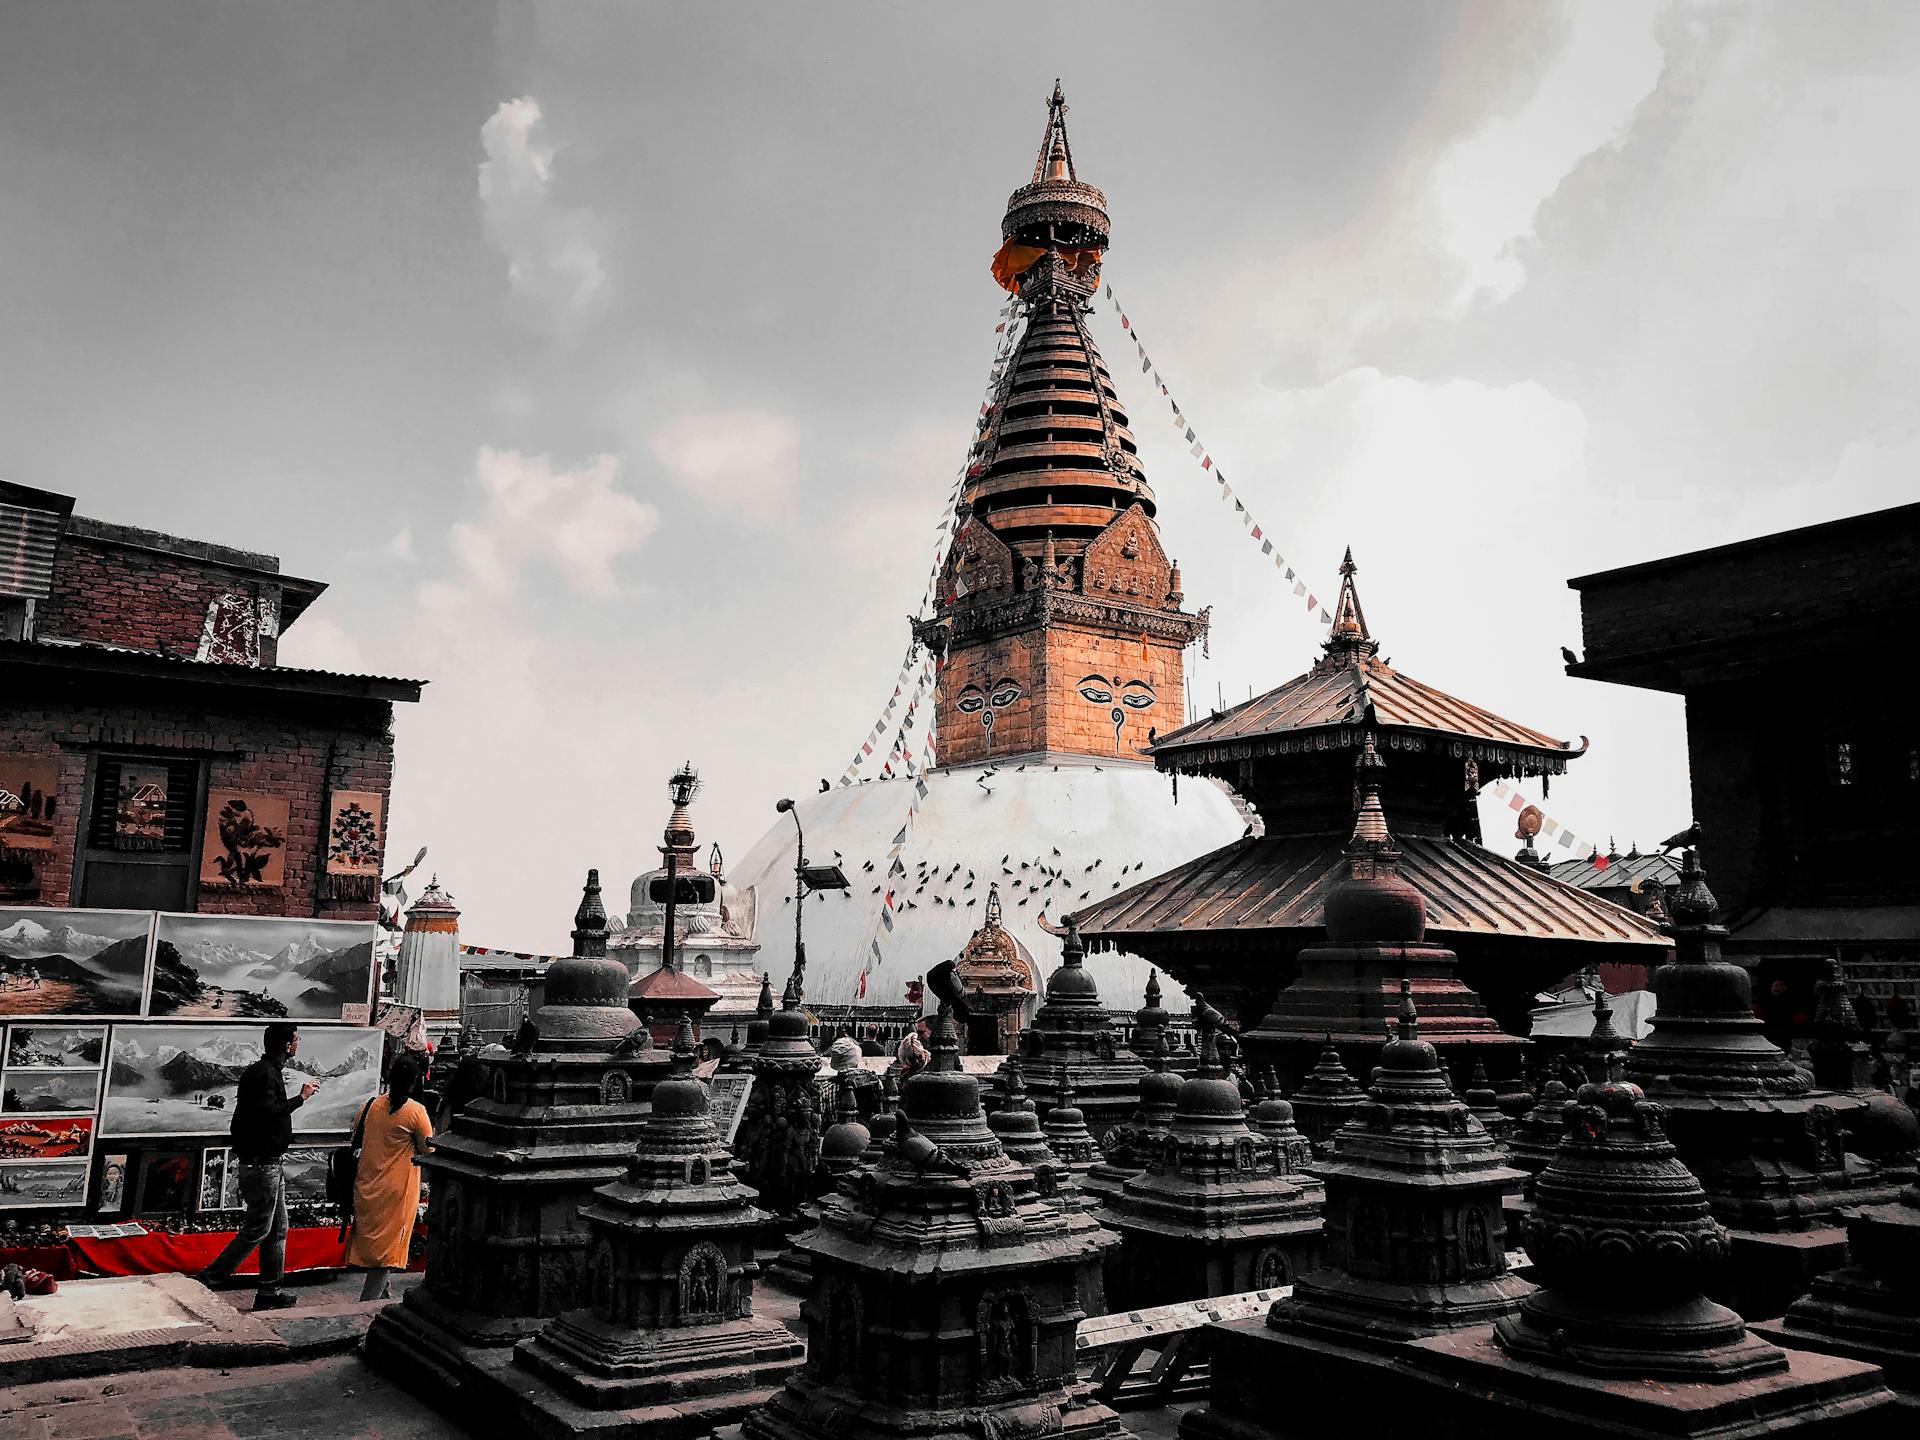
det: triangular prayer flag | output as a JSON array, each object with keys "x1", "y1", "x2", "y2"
[
  {"x1": 1233, "y1": 498, "x2": 1245, "y2": 512},
  {"x1": 856, "y1": 969, "x2": 868, "y2": 999},
  {"x1": 1293, "y1": 581, "x2": 1306, "y2": 596},
  {"x1": 1105, "y1": 283, "x2": 1113, "y2": 298},
  {"x1": 1201, "y1": 454, "x2": 1212, "y2": 470},
  {"x1": 1306, "y1": 594, "x2": 1318, "y2": 611},
  {"x1": 1508, "y1": 793, "x2": 1528, "y2": 812},
  {"x1": 1285, "y1": 568, "x2": 1295, "y2": 581},
  {"x1": 1184, "y1": 427, "x2": 1196, "y2": 443},
  {"x1": 1120, "y1": 314, "x2": 1129, "y2": 328},
  {"x1": 861, "y1": 741, "x2": 873, "y2": 756},
  {"x1": 892, "y1": 824, "x2": 908, "y2": 846},
  {"x1": 1261, "y1": 539, "x2": 1273, "y2": 554},
  {"x1": 880, "y1": 908, "x2": 894, "y2": 933},
  {"x1": 1142, "y1": 357, "x2": 1151, "y2": 373},
  {"x1": 1319, "y1": 609, "x2": 1332, "y2": 624},
  {"x1": 1250, "y1": 525, "x2": 1263, "y2": 540},
  {"x1": 1191, "y1": 441, "x2": 1205, "y2": 457}
]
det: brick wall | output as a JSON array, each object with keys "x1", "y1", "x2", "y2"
[
  {"x1": 35, "y1": 530, "x2": 282, "y2": 665},
  {"x1": 2, "y1": 694, "x2": 393, "y2": 920}
]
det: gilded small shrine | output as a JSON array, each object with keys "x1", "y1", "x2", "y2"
[
  {"x1": 743, "y1": 1007, "x2": 1124, "y2": 1440},
  {"x1": 1624, "y1": 850, "x2": 1912, "y2": 1317},
  {"x1": 1242, "y1": 741, "x2": 1523, "y2": 1091},
  {"x1": 1096, "y1": 1007, "x2": 1325, "y2": 1307},
  {"x1": 1184, "y1": 985, "x2": 1527, "y2": 1440},
  {"x1": 511, "y1": 1070, "x2": 803, "y2": 1438},
  {"x1": 1403, "y1": 1077, "x2": 1895, "y2": 1439},
  {"x1": 363, "y1": 944, "x2": 673, "y2": 1397},
  {"x1": 951, "y1": 884, "x2": 1038, "y2": 1055},
  {"x1": 1004, "y1": 918, "x2": 1147, "y2": 1143}
]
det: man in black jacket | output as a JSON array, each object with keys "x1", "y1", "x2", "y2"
[{"x1": 194, "y1": 1022, "x2": 318, "y2": 1310}]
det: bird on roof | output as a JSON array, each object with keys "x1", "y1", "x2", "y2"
[
  {"x1": 1079, "y1": 891, "x2": 1089, "y2": 900},
  {"x1": 863, "y1": 860, "x2": 874, "y2": 872},
  {"x1": 1560, "y1": 646, "x2": 1580, "y2": 666},
  {"x1": 1052, "y1": 847, "x2": 1061, "y2": 856},
  {"x1": 1659, "y1": 821, "x2": 1702, "y2": 853},
  {"x1": 818, "y1": 779, "x2": 830, "y2": 792}
]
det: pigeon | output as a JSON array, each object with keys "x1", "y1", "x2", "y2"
[
  {"x1": 1659, "y1": 821, "x2": 1702, "y2": 853},
  {"x1": 1560, "y1": 646, "x2": 1580, "y2": 666},
  {"x1": 1052, "y1": 847, "x2": 1061, "y2": 856},
  {"x1": 863, "y1": 860, "x2": 875, "y2": 872},
  {"x1": 893, "y1": 1110, "x2": 963, "y2": 1175},
  {"x1": 1018, "y1": 896, "x2": 1030, "y2": 906},
  {"x1": 818, "y1": 779, "x2": 830, "y2": 792},
  {"x1": 1079, "y1": 891, "x2": 1089, "y2": 900}
]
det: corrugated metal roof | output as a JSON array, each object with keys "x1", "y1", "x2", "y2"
[
  {"x1": 1075, "y1": 833, "x2": 1670, "y2": 950},
  {"x1": 1545, "y1": 850, "x2": 1682, "y2": 893},
  {"x1": 0, "y1": 501, "x2": 67, "y2": 601},
  {"x1": 1, "y1": 637, "x2": 424, "y2": 699},
  {"x1": 1152, "y1": 654, "x2": 1573, "y2": 758}
]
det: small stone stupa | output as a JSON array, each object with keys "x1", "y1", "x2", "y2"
[
  {"x1": 744, "y1": 1004, "x2": 1124, "y2": 1440},
  {"x1": 1243, "y1": 741, "x2": 1523, "y2": 1091},
  {"x1": 364, "y1": 915, "x2": 673, "y2": 1397},
  {"x1": 1403, "y1": 1076, "x2": 1895, "y2": 1438},
  {"x1": 1625, "y1": 849, "x2": 1909, "y2": 1316},
  {"x1": 989, "y1": 1056, "x2": 1119, "y2": 1315},
  {"x1": 1004, "y1": 918, "x2": 1148, "y2": 1144},
  {"x1": 511, "y1": 1068, "x2": 803, "y2": 1437},
  {"x1": 1097, "y1": 997, "x2": 1325, "y2": 1306},
  {"x1": 1184, "y1": 984, "x2": 1528, "y2": 1440},
  {"x1": 734, "y1": 963, "x2": 824, "y2": 1223},
  {"x1": 1287, "y1": 1038, "x2": 1366, "y2": 1155},
  {"x1": 1081, "y1": 1037, "x2": 1183, "y2": 1209}
]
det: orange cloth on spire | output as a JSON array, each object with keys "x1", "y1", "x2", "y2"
[{"x1": 990, "y1": 241, "x2": 1103, "y2": 293}]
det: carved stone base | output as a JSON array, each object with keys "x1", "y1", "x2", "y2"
[
  {"x1": 513, "y1": 1311, "x2": 802, "y2": 1435},
  {"x1": 1494, "y1": 1291, "x2": 1786, "y2": 1381},
  {"x1": 1712, "y1": 1225, "x2": 1852, "y2": 1322},
  {"x1": 360, "y1": 1291, "x2": 528, "y2": 1409},
  {"x1": 745, "y1": 1378, "x2": 1127, "y2": 1440}
]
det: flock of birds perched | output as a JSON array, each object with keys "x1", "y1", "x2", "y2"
[{"x1": 778, "y1": 845, "x2": 1155, "y2": 916}]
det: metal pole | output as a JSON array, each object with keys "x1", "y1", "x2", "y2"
[{"x1": 660, "y1": 844, "x2": 677, "y2": 976}]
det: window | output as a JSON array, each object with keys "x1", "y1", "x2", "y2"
[{"x1": 75, "y1": 755, "x2": 203, "y2": 910}]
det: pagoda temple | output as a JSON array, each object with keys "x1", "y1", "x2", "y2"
[
  {"x1": 1076, "y1": 550, "x2": 1670, "y2": 1035},
  {"x1": 732, "y1": 82, "x2": 1246, "y2": 1018}
]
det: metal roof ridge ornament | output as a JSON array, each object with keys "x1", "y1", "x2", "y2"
[{"x1": 1322, "y1": 546, "x2": 1379, "y2": 668}]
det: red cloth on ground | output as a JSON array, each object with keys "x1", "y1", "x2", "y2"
[
  {"x1": 63, "y1": 1224, "x2": 427, "y2": 1277},
  {"x1": 0, "y1": 1244, "x2": 79, "y2": 1282}
]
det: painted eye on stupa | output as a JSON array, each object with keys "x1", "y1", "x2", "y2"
[
  {"x1": 1077, "y1": 675, "x2": 1114, "y2": 705},
  {"x1": 955, "y1": 685, "x2": 987, "y2": 714},
  {"x1": 989, "y1": 678, "x2": 1023, "y2": 709},
  {"x1": 1120, "y1": 681, "x2": 1156, "y2": 710}
]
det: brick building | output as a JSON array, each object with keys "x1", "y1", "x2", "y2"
[
  {"x1": 1, "y1": 480, "x2": 422, "y2": 917},
  {"x1": 1568, "y1": 500, "x2": 1920, "y2": 1029}
]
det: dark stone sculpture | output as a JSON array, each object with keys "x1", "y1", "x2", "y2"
[{"x1": 1001, "y1": 919, "x2": 1148, "y2": 1144}]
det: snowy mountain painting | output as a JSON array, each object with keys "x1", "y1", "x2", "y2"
[
  {"x1": 101, "y1": 1023, "x2": 380, "y2": 1138},
  {"x1": 0, "y1": 908, "x2": 151, "y2": 1017},
  {"x1": 149, "y1": 915, "x2": 376, "y2": 1021},
  {"x1": 5, "y1": 1024, "x2": 108, "y2": 1069},
  {"x1": 0, "y1": 1159, "x2": 88, "y2": 1209}
]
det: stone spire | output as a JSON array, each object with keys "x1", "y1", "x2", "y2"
[
  {"x1": 1809, "y1": 957, "x2": 1874, "y2": 1092},
  {"x1": 1082, "y1": 1033, "x2": 1183, "y2": 1208},
  {"x1": 990, "y1": 1057, "x2": 1118, "y2": 1312},
  {"x1": 1130, "y1": 967, "x2": 1171, "y2": 1062},
  {"x1": 1002, "y1": 917, "x2": 1146, "y2": 1142},
  {"x1": 736, "y1": 930, "x2": 824, "y2": 1220},
  {"x1": 513, "y1": 1070, "x2": 803, "y2": 1430},
  {"x1": 571, "y1": 868, "x2": 608, "y2": 958},
  {"x1": 1288, "y1": 1037, "x2": 1367, "y2": 1155}
]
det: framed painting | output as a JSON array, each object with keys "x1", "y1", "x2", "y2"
[
  {"x1": 0, "y1": 1159, "x2": 89, "y2": 1209},
  {"x1": 0, "y1": 1114, "x2": 93, "y2": 1161},
  {"x1": 2, "y1": 1068, "x2": 102, "y2": 1115},
  {"x1": 0, "y1": 756, "x2": 62, "y2": 851},
  {"x1": 100, "y1": 1023, "x2": 380, "y2": 1138},
  {"x1": 5, "y1": 1023, "x2": 108, "y2": 1069},
  {"x1": 150, "y1": 914, "x2": 376, "y2": 1021},
  {"x1": 323, "y1": 790, "x2": 384, "y2": 901},
  {"x1": 197, "y1": 1146, "x2": 232, "y2": 1212},
  {"x1": 96, "y1": 1152, "x2": 130, "y2": 1213},
  {"x1": 0, "y1": 907, "x2": 152, "y2": 1018},
  {"x1": 136, "y1": 1150, "x2": 194, "y2": 1214},
  {"x1": 197, "y1": 791, "x2": 289, "y2": 891},
  {"x1": 281, "y1": 1147, "x2": 335, "y2": 1204}
]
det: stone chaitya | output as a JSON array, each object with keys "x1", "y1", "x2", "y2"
[
  {"x1": 1248, "y1": 1085, "x2": 1317, "y2": 1183},
  {"x1": 951, "y1": 884, "x2": 1040, "y2": 1055},
  {"x1": 1624, "y1": 849, "x2": 1911, "y2": 1316},
  {"x1": 1244, "y1": 741, "x2": 1523, "y2": 1091},
  {"x1": 1403, "y1": 1074, "x2": 1894, "y2": 1438},
  {"x1": 1006, "y1": 919, "x2": 1148, "y2": 1144},
  {"x1": 510, "y1": 1069, "x2": 804, "y2": 1438},
  {"x1": 989, "y1": 1056, "x2": 1118, "y2": 1314},
  {"x1": 1286, "y1": 1039, "x2": 1366, "y2": 1156},
  {"x1": 1183, "y1": 985, "x2": 1528, "y2": 1440},
  {"x1": 1081, "y1": 1037, "x2": 1181, "y2": 1209},
  {"x1": 733, "y1": 967, "x2": 824, "y2": 1222},
  {"x1": 364, "y1": 945, "x2": 673, "y2": 1395},
  {"x1": 744, "y1": 1008, "x2": 1124, "y2": 1440},
  {"x1": 1097, "y1": 1006, "x2": 1325, "y2": 1307}
]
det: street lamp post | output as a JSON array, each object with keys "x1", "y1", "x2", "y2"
[{"x1": 775, "y1": 797, "x2": 848, "y2": 1013}]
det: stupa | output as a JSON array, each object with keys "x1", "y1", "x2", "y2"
[
  {"x1": 949, "y1": 884, "x2": 1038, "y2": 1054},
  {"x1": 1096, "y1": 1006, "x2": 1325, "y2": 1306},
  {"x1": 1183, "y1": 984, "x2": 1528, "y2": 1440},
  {"x1": 731, "y1": 82, "x2": 1247, "y2": 1022},
  {"x1": 1404, "y1": 1076, "x2": 1895, "y2": 1438},
  {"x1": 1241, "y1": 740, "x2": 1523, "y2": 1090},
  {"x1": 363, "y1": 940, "x2": 673, "y2": 1396},
  {"x1": 395, "y1": 875, "x2": 462, "y2": 1044},
  {"x1": 734, "y1": 962, "x2": 824, "y2": 1222},
  {"x1": 989, "y1": 1056, "x2": 1118, "y2": 1315},
  {"x1": 743, "y1": 1003, "x2": 1124, "y2": 1440},
  {"x1": 1625, "y1": 849, "x2": 1910, "y2": 1316},
  {"x1": 1081, "y1": 1037, "x2": 1181, "y2": 1207},
  {"x1": 511, "y1": 1069, "x2": 803, "y2": 1438},
  {"x1": 1005, "y1": 918, "x2": 1147, "y2": 1142},
  {"x1": 1286, "y1": 1039, "x2": 1366, "y2": 1155}
]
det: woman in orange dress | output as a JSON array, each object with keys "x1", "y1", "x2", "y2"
[{"x1": 345, "y1": 1054, "x2": 433, "y2": 1300}]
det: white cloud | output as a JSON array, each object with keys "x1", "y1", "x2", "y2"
[
  {"x1": 649, "y1": 411, "x2": 801, "y2": 521},
  {"x1": 478, "y1": 96, "x2": 605, "y2": 325},
  {"x1": 446, "y1": 447, "x2": 657, "y2": 599}
]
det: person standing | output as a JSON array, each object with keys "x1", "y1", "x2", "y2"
[
  {"x1": 194, "y1": 1022, "x2": 316, "y2": 1310},
  {"x1": 345, "y1": 1054, "x2": 433, "y2": 1301},
  {"x1": 895, "y1": 1018, "x2": 932, "y2": 1079}
]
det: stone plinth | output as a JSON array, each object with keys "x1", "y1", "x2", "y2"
[
  {"x1": 1244, "y1": 745, "x2": 1523, "y2": 1092},
  {"x1": 1755, "y1": 1179, "x2": 1920, "y2": 1401},
  {"x1": 1397, "y1": 1077, "x2": 1894, "y2": 1438},
  {"x1": 1001, "y1": 919, "x2": 1147, "y2": 1145},
  {"x1": 510, "y1": 1072, "x2": 802, "y2": 1439},
  {"x1": 1098, "y1": 1025, "x2": 1325, "y2": 1307},
  {"x1": 364, "y1": 952, "x2": 671, "y2": 1396},
  {"x1": 744, "y1": 1013, "x2": 1123, "y2": 1440}
]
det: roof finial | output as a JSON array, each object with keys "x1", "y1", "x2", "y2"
[
  {"x1": 1032, "y1": 79, "x2": 1075, "y2": 184},
  {"x1": 1349, "y1": 735, "x2": 1393, "y2": 852},
  {"x1": 985, "y1": 882, "x2": 1004, "y2": 928},
  {"x1": 1325, "y1": 545, "x2": 1376, "y2": 662}
]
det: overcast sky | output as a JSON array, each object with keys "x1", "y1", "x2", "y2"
[{"x1": 4, "y1": 2, "x2": 1916, "y2": 951}]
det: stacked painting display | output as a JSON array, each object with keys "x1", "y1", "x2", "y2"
[{"x1": 0, "y1": 905, "x2": 383, "y2": 1216}]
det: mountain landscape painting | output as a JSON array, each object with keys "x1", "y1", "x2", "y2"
[
  {"x1": 101, "y1": 1023, "x2": 380, "y2": 1137},
  {"x1": 149, "y1": 915, "x2": 376, "y2": 1020},
  {"x1": 2, "y1": 1068, "x2": 102, "y2": 1114},
  {"x1": 0, "y1": 908, "x2": 151, "y2": 1016},
  {"x1": 0, "y1": 1159, "x2": 88, "y2": 1209},
  {"x1": 0, "y1": 1115, "x2": 94, "y2": 1160},
  {"x1": 5, "y1": 1024, "x2": 108, "y2": 1069}
]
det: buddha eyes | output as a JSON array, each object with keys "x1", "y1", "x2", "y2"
[
  {"x1": 956, "y1": 692, "x2": 986, "y2": 713},
  {"x1": 1121, "y1": 691, "x2": 1154, "y2": 710},
  {"x1": 1078, "y1": 682, "x2": 1113, "y2": 704},
  {"x1": 990, "y1": 683, "x2": 1022, "y2": 708},
  {"x1": 1078, "y1": 676, "x2": 1156, "y2": 708}
]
